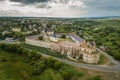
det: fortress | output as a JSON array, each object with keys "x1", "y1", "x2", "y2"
[{"x1": 26, "y1": 33, "x2": 100, "y2": 64}]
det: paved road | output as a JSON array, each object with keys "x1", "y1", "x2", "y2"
[
  {"x1": 97, "y1": 48, "x2": 120, "y2": 67},
  {"x1": 40, "y1": 53, "x2": 120, "y2": 72}
]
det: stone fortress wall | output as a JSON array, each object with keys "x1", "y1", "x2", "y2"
[{"x1": 26, "y1": 33, "x2": 100, "y2": 64}]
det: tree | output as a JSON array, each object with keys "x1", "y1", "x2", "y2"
[
  {"x1": 38, "y1": 36, "x2": 43, "y2": 40},
  {"x1": 46, "y1": 57, "x2": 56, "y2": 68},
  {"x1": 0, "y1": 33, "x2": 2, "y2": 40},
  {"x1": 9, "y1": 44, "x2": 21, "y2": 53},
  {"x1": 61, "y1": 35, "x2": 66, "y2": 39},
  {"x1": 17, "y1": 47, "x2": 24, "y2": 55},
  {"x1": 113, "y1": 53, "x2": 120, "y2": 60},
  {"x1": 30, "y1": 50, "x2": 41, "y2": 61},
  {"x1": 60, "y1": 70, "x2": 70, "y2": 80},
  {"x1": 54, "y1": 61, "x2": 63, "y2": 70},
  {"x1": 32, "y1": 63, "x2": 46, "y2": 75},
  {"x1": 13, "y1": 32, "x2": 25, "y2": 41}
]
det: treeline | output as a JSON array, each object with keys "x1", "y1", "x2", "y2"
[
  {"x1": 0, "y1": 32, "x2": 25, "y2": 41},
  {"x1": 0, "y1": 43, "x2": 83, "y2": 80},
  {"x1": 0, "y1": 43, "x2": 41, "y2": 61}
]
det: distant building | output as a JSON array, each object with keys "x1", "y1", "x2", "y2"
[
  {"x1": 5, "y1": 37, "x2": 17, "y2": 42},
  {"x1": 2, "y1": 31, "x2": 8, "y2": 35},
  {"x1": 12, "y1": 28, "x2": 21, "y2": 32},
  {"x1": 49, "y1": 34, "x2": 58, "y2": 42},
  {"x1": 46, "y1": 29, "x2": 54, "y2": 36}
]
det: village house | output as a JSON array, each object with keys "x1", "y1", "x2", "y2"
[
  {"x1": 49, "y1": 34, "x2": 58, "y2": 42},
  {"x1": 46, "y1": 29, "x2": 54, "y2": 36},
  {"x1": 12, "y1": 28, "x2": 21, "y2": 32}
]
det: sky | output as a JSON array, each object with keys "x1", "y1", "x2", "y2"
[{"x1": 0, "y1": 0, "x2": 120, "y2": 17}]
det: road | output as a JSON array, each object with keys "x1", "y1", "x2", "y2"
[
  {"x1": 97, "y1": 48, "x2": 120, "y2": 67},
  {"x1": 40, "y1": 53, "x2": 120, "y2": 72}
]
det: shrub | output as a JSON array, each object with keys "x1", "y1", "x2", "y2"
[
  {"x1": 60, "y1": 70, "x2": 71, "y2": 80},
  {"x1": 54, "y1": 61, "x2": 63, "y2": 70},
  {"x1": 61, "y1": 35, "x2": 66, "y2": 39},
  {"x1": 30, "y1": 50, "x2": 41, "y2": 61},
  {"x1": 32, "y1": 63, "x2": 46, "y2": 76},
  {"x1": 46, "y1": 57, "x2": 56, "y2": 68},
  {"x1": 113, "y1": 53, "x2": 120, "y2": 60},
  {"x1": 38, "y1": 36, "x2": 43, "y2": 40},
  {"x1": 87, "y1": 75, "x2": 101, "y2": 80}
]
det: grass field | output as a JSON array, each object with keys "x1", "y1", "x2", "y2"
[
  {"x1": 0, "y1": 51, "x2": 32, "y2": 80},
  {"x1": 0, "y1": 49, "x2": 83, "y2": 80}
]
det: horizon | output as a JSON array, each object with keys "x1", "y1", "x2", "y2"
[{"x1": 0, "y1": 15, "x2": 120, "y2": 19}]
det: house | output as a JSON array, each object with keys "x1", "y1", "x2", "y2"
[
  {"x1": 2, "y1": 31, "x2": 8, "y2": 35},
  {"x1": 12, "y1": 28, "x2": 21, "y2": 32},
  {"x1": 49, "y1": 34, "x2": 58, "y2": 42},
  {"x1": 5, "y1": 37, "x2": 17, "y2": 42},
  {"x1": 47, "y1": 29, "x2": 54, "y2": 36}
]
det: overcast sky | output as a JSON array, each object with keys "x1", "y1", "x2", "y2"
[{"x1": 0, "y1": 0, "x2": 120, "y2": 17}]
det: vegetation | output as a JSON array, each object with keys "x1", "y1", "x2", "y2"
[
  {"x1": 0, "y1": 43, "x2": 83, "y2": 80},
  {"x1": 55, "y1": 19, "x2": 120, "y2": 60},
  {"x1": 38, "y1": 36, "x2": 44, "y2": 40},
  {"x1": 0, "y1": 17, "x2": 120, "y2": 60},
  {"x1": 61, "y1": 35, "x2": 66, "y2": 39},
  {"x1": 87, "y1": 75, "x2": 101, "y2": 80},
  {"x1": 23, "y1": 44, "x2": 66, "y2": 58}
]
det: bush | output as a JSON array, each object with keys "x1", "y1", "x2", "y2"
[
  {"x1": 17, "y1": 47, "x2": 24, "y2": 55},
  {"x1": 46, "y1": 57, "x2": 56, "y2": 68},
  {"x1": 113, "y1": 53, "x2": 120, "y2": 60},
  {"x1": 61, "y1": 35, "x2": 66, "y2": 39},
  {"x1": 32, "y1": 63, "x2": 46, "y2": 75},
  {"x1": 38, "y1": 36, "x2": 43, "y2": 40},
  {"x1": 30, "y1": 50, "x2": 41, "y2": 61},
  {"x1": 87, "y1": 75, "x2": 101, "y2": 80},
  {"x1": 60, "y1": 70, "x2": 71, "y2": 80},
  {"x1": 54, "y1": 61, "x2": 63, "y2": 70}
]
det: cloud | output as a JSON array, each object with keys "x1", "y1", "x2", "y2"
[
  {"x1": 0, "y1": 0, "x2": 120, "y2": 17},
  {"x1": 10, "y1": 0, "x2": 49, "y2": 4},
  {"x1": 0, "y1": 0, "x2": 87, "y2": 17}
]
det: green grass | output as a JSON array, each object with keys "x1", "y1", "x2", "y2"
[
  {"x1": 98, "y1": 54, "x2": 108, "y2": 65},
  {"x1": 0, "y1": 51, "x2": 32, "y2": 80},
  {"x1": 0, "y1": 48, "x2": 83, "y2": 80}
]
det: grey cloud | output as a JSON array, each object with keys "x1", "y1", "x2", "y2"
[
  {"x1": 10, "y1": 0, "x2": 49, "y2": 4},
  {"x1": 0, "y1": 0, "x2": 120, "y2": 17}
]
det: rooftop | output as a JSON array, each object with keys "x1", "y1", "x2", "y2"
[
  {"x1": 70, "y1": 35, "x2": 84, "y2": 43},
  {"x1": 50, "y1": 34, "x2": 57, "y2": 38}
]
